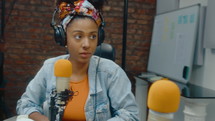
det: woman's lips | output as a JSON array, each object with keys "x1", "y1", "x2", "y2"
[{"x1": 80, "y1": 52, "x2": 91, "y2": 58}]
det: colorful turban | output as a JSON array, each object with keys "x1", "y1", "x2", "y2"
[{"x1": 58, "y1": 0, "x2": 101, "y2": 30}]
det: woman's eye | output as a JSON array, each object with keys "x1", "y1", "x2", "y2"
[
  {"x1": 74, "y1": 35, "x2": 81, "y2": 39},
  {"x1": 89, "y1": 35, "x2": 97, "y2": 40}
]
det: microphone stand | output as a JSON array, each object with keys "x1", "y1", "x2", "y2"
[
  {"x1": 50, "y1": 90, "x2": 57, "y2": 121},
  {"x1": 50, "y1": 89, "x2": 74, "y2": 121},
  {"x1": 122, "y1": 0, "x2": 128, "y2": 70}
]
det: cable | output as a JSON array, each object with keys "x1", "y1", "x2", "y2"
[{"x1": 93, "y1": 44, "x2": 102, "y2": 121}]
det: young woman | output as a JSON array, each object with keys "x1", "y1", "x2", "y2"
[{"x1": 16, "y1": 0, "x2": 139, "y2": 121}]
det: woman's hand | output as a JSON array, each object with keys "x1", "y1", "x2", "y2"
[{"x1": 29, "y1": 112, "x2": 49, "y2": 121}]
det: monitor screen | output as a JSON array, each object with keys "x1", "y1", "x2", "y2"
[{"x1": 147, "y1": 4, "x2": 200, "y2": 84}]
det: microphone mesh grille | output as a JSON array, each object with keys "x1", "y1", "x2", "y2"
[
  {"x1": 147, "y1": 80, "x2": 180, "y2": 113},
  {"x1": 54, "y1": 59, "x2": 72, "y2": 77}
]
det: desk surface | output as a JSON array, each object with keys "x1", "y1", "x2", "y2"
[
  {"x1": 136, "y1": 75, "x2": 215, "y2": 99},
  {"x1": 4, "y1": 116, "x2": 17, "y2": 121}
]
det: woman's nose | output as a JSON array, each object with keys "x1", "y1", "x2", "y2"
[{"x1": 82, "y1": 37, "x2": 90, "y2": 49}]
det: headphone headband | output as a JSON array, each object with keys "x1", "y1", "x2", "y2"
[{"x1": 51, "y1": 8, "x2": 58, "y2": 27}]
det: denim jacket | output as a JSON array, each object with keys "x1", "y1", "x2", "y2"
[{"x1": 16, "y1": 55, "x2": 139, "y2": 121}]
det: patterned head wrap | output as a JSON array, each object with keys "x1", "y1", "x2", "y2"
[{"x1": 58, "y1": 0, "x2": 101, "y2": 30}]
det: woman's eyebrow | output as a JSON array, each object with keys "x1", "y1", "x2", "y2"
[
  {"x1": 71, "y1": 30, "x2": 82, "y2": 33},
  {"x1": 71, "y1": 30, "x2": 98, "y2": 34},
  {"x1": 89, "y1": 31, "x2": 98, "y2": 33}
]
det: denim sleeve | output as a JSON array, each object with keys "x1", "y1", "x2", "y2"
[
  {"x1": 16, "y1": 63, "x2": 48, "y2": 115},
  {"x1": 107, "y1": 67, "x2": 140, "y2": 121}
]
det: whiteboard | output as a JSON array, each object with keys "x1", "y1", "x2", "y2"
[{"x1": 147, "y1": 4, "x2": 200, "y2": 84}]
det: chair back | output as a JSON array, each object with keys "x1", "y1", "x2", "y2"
[{"x1": 94, "y1": 43, "x2": 115, "y2": 61}]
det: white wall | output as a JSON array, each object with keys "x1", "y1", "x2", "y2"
[
  {"x1": 179, "y1": 0, "x2": 207, "y2": 7},
  {"x1": 190, "y1": 49, "x2": 215, "y2": 90},
  {"x1": 201, "y1": 49, "x2": 215, "y2": 89},
  {"x1": 156, "y1": 0, "x2": 179, "y2": 14}
]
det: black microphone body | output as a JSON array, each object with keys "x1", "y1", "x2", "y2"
[{"x1": 49, "y1": 59, "x2": 72, "y2": 121}]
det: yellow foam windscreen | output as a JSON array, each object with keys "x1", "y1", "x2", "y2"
[
  {"x1": 54, "y1": 59, "x2": 72, "y2": 77},
  {"x1": 147, "y1": 80, "x2": 180, "y2": 113}
]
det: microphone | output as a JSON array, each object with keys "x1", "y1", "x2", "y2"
[
  {"x1": 50, "y1": 59, "x2": 72, "y2": 121},
  {"x1": 54, "y1": 59, "x2": 72, "y2": 94},
  {"x1": 147, "y1": 79, "x2": 180, "y2": 121}
]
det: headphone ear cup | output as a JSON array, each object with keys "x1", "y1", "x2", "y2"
[
  {"x1": 98, "y1": 26, "x2": 105, "y2": 46},
  {"x1": 53, "y1": 25, "x2": 66, "y2": 46}
]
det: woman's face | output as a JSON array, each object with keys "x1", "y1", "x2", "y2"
[{"x1": 66, "y1": 18, "x2": 98, "y2": 64}]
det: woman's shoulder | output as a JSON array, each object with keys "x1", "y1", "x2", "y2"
[{"x1": 91, "y1": 55, "x2": 121, "y2": 72}]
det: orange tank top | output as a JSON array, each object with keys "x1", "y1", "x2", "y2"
[{"x1": 62, "y1": 76, "x2": 89, "y2": 121}]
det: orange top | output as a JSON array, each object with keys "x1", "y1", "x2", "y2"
[{"x1": 62, "y1": 76, "x2": 89, "y2": 121}]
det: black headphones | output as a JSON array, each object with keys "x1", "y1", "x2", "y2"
[{"x1": 50, "y1": 8, "x2": 105, "y2": 46}]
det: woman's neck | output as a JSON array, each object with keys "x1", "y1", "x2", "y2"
[
  {"x1": 73, "y1": 62, "x2": 89, "y2": 75},
  {"x1": 68, "y1": 60, "x2": 89, "y2": 82}
]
